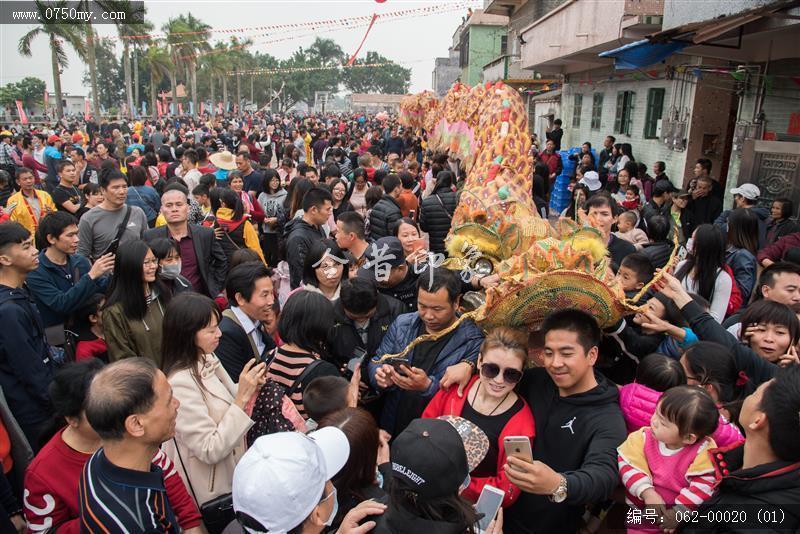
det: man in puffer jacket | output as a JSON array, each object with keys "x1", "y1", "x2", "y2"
[
  {"x1": 368, "y1": 174, "x2": 403, "y2": 241},
  {"x1": 419, "y1": 170, "x2": 458, "y2": 254}
]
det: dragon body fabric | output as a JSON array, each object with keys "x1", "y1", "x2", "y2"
[{"x1": 394, "y1": 82, "x2": 668, "y2": 350}]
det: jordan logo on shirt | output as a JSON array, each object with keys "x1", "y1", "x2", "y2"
[{"x1": 561, "y1": 417, "x2": 576, "y2": 435}]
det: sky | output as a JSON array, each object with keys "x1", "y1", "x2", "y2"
[{"x1": 0, "y1": 0, "x2": 479, "y2": 100}]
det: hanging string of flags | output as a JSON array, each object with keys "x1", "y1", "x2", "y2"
[
  {"x1": 177, "y1": 2, "x2": 473, "y2": 61},
  {"x1": 113, "y1": 1, "x2": 477, "y2": 42},
  {"x1": 228, "y1": 58, "x2": 427, "y2": 77}
]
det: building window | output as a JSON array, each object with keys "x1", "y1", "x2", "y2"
[
  {"x1": 500, "y1": 34, "x2": 508, "y2": 55},
  {"x1": 591, "y1": 93, "x2": 603, "y2": 130},
  {"x1": 643, "y1": 88, "x2": 665, "y2": 139},
  {"x1": 614, "y1": 91, "x2": 636, "y2": 136},
  {"x1": 572, "y1": 94, "x2": 583, "y2": 128}
]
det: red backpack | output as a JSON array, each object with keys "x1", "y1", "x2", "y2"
[{"x1": 722, "y1": 264, "x2": 743, "y2": 317}]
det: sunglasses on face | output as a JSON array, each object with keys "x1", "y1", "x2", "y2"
[{"x1": 480, "y1": 362, "x2": 523, "y2": 385}]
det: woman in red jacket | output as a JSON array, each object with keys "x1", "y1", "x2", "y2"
[{"x1": 422, "y1": 326, "x2": 535, "y2": 508}]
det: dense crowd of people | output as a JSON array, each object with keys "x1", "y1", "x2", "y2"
[{"x1": 0, "y1": 111, "x2": 797, "y2": 534}]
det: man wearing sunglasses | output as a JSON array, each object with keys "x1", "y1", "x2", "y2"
[{"x1": 501, "y1": 309, "x2": 627, "y2": 534}]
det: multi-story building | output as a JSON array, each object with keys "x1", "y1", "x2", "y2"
[{"x1": 457, "y1": 9, "x2": 509, "y2": 87}]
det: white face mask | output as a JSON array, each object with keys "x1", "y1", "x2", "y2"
[
  {"x1": 322, "y1": 486, "x2": 338, "y2": 527},
  {"x1": 160, "y1": 262, "x2": 182, "y2": 280}
]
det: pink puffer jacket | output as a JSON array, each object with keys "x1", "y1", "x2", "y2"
[{"x1": 619, "y1": 382, "x2": 745, "y2": 448}]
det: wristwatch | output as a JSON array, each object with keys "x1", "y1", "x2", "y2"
[{"x1": 549, "y1": 475, "x2": 568, "y2": 503}]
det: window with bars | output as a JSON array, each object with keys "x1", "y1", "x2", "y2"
[
  {"x1": 614, "y1": 91, "x2": 636, "y2": 136},
  {"x1": 500, "y1": 34, "x2": 508, "y2": 55},
  {"x1": 591, "y1": 93, "x2": 603, "y2": 130},
  {"x1": 643, "y1": 88, "x2": 665, "y2": 139},
  {"x1": 572, "y1": 94, "x2": 583, "y2": 128}
]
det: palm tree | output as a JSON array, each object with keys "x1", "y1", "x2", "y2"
[
  {"x1": 202, "y1": 42, "x2": 229, "y2": 110},
  {"x1": 163, "y1": 17, "x2": 190, "y2": 115},
  {"x1": 18, "y1": 0, "x2": 85, "y2": 119},
  {"x1": 228, "y1": 37, "x2": 253, "y2": 112},
  {"x1": 141, "y1": 45, "x2": 171, "y2": 118},
  {"x1": 130, "y1": 20, "x2": 154, "y2": 114},
  {"x1": 97, "y1": 0, "x2": 146, "y2": 116},
  {"x1": 163, "y1": 14, "x2": 210, "y2": 118}
]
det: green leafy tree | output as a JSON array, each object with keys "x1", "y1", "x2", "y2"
[
  {"x1": 82, "y1": 38, "x2": 124, "y2": 110},
  {"x1": 101, "y1": 0, "x2": 149, "y2": 115},
  {"x1": 0, "y1": 77, "x2": 47, "y2": 109},
  {"x1": 141, "y1": 44, "x2": 171, "y2": 118},
  {"x1": 342, "y1": 51, "x2": 411, "y2": 94},
  {"x1": 17, "y1": 0, "x2": 85, "y2": 118}
]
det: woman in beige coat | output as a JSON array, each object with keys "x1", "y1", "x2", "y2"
[{"x1": 160, "y1": 293, "x2": 266, "y2": 511}]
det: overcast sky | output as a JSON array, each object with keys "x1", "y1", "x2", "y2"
[{"x1": 0, "y1": 0, "x2": 478, "y2": 100}]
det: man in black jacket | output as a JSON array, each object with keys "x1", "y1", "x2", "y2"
[
  {"x1": 368, "y1": 174, "x2": 403, "y2": 241},
  {"x1": 0, "y1": 222, "x2": 55, "y2": 446},
  {"x1": 597, "y1": 135, "x2": 615, "y2": 184},
  {"x1": 642, "y1": 180, "x2": 676, "y2": 226},
  {"x1": 329, "y1": 277, "x2": 405, "y2": 369},
  {"x1": 285, "y1": 187, "x2": 331, "y2": 289},
  {"x1": 144, "y1": 186, "x2": 228, "y2": 298},
  {"x1": 681, "y1": 365, "x2": 800, "y2": 534},
  {"x1": 216, "y1": 262, "x2": 277, "y2": 381},
  {"x1": 503, "y1": 309, "x2": 626, "y2": 534}
]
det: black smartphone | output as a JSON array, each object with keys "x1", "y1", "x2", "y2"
[
  {"x1": 345, "y1": 346, "x2": 368, "y2": 378},
  {"x1": 100, "y1": 237, "x2": 120, "y2": 257},
  {"x1": 384, "y1": 357, "x2": 411, "y2": 373}
]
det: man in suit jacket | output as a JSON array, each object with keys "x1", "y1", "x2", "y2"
[
  {"x1": 144, "y1": 185, "x2": 227, "y2": 298},
  {"x1": 216, "y1": 262, "x2": 277, "y2": 381}
]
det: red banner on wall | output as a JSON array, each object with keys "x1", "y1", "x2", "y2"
[
  {"x1": 15, "y1": 101, "x2": 28, "y2": 124},
  {"x1": 84, "y1": 99, "x2": 92, "y2": 120}
]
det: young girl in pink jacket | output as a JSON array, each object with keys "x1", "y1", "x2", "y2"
[{"x1": 619, "y1": 352, "x2": 744, "y2": 447}]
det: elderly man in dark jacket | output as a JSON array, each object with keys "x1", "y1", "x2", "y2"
[{"x1": 368, "y1": 174, "x2": 403, "y2": 241}]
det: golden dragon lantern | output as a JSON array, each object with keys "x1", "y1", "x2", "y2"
[{"x1": 386, "y1": 81, "x2": 676, "y2": 356}]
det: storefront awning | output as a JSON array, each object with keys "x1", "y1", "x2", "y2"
[{"x1": 598, "y1": 39, "x2": 687, "y2": 70}]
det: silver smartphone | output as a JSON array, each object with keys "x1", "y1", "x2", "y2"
[
  {"x1": 503, "y1": 436, "x2": 533, "y2": 464},
  {"x1": 475, "y1": 484, "x2": 504, "y2": 532}
]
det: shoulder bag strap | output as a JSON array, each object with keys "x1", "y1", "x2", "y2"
[
  {"x1": 286, "y1": 358, "x2": 324, "y2": 397},
  {"x1": 113, "y1": 206, "x2": 132, "y2": 242},
  {"x1": 172, "y1": 438, "x2": 200, "y2": 504},
  {"x1": 435, "y1": 194, "x2": 452, "y2": 221},
  {"x1": 222, "y1": 308, "x2": 260, "y2": 359}
]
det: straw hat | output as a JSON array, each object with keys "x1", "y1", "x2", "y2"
[{"x1": 209, "y1": 150, "x2": 236, "y2": 171}]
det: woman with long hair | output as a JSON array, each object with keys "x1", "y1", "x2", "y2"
[
  {"x1": 349, "y1": 168, "x2": 371, "y2": 217},
  {"x1": 331, "y1": 180, "x2": 354, "y2": 220},
  {"x1": 674, "y1": 224, "x2": 732, "y2": 322},
  {"x1": 302, "y1": 239, "x2": 349, "y2": 300},
  {"x1": 102, "y1": 240, "x2": 170, "y2": 363},
  {"x1": 149, "y1": 237, "x2": 193, "y2": 295},
  {"x1": 422, "y1": 327, "x2": 535, "y2": 508},
  {"x1": 23, "y1": 359, "x2": 203, "y2": 532},
  {"x1": 725, "y1": 208, "x2": 759, "y2": 303},
  {"x1": 266, "y1": 291, "x2": 341, "y2": 420},
  {"x1": 681, "y1": 341, "x2": 754, "y2": 430},
  {"x1": 318, "y1": 408, "x2": 387, "y2": 529},
  {"x1": 160, "y1": 293, "x2": 266, "y2": 530},
  {"x1": 210, "y1": 187, "x2": 265, "y2": 264},
  {"x1": 257, "y1": 168, "x2": 287, "y2": 266},
  {"x1": 288, "y1": 177, "x2": 314, "y2": 219},
  {"x1": 419, "y1": 170, "x2": 457, "y2": 254},
  {"x1": 391, "y1": 217, "x2": 427, "y2": 266},
  {"x1": 563, "y1": 183, "x2": 590, "y2": 220}
]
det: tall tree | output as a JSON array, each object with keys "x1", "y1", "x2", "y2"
[
  {"x1": 342, "y1": 51, "x2": 411, "y2": 94},
  {"x1": 17, "y1": 0, "x2": 85, "y2": 119},
  {"x1": 141, "y1": 45, "x2": 170, "y2": 118},
  {"x1": 82, "y1": 38, "x2": 124, "y2": 111},
  {"x1": 0, "y1": 78, "x2": 47, "y2": 110},
  {"x1": 100, "y1": 0, "x2": 148, "y2": 115}
]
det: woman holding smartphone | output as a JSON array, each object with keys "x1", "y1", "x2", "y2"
[{"x1": 422, "y1": 327, "x2": 535, "y2": 507}]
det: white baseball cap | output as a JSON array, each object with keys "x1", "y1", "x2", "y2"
[
  {"x1": 730, "y1": 183, "x2": 760, "y2": 200},
  {"x1": 232, "y1": 427, "x2": 350, "y2": 533}
]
